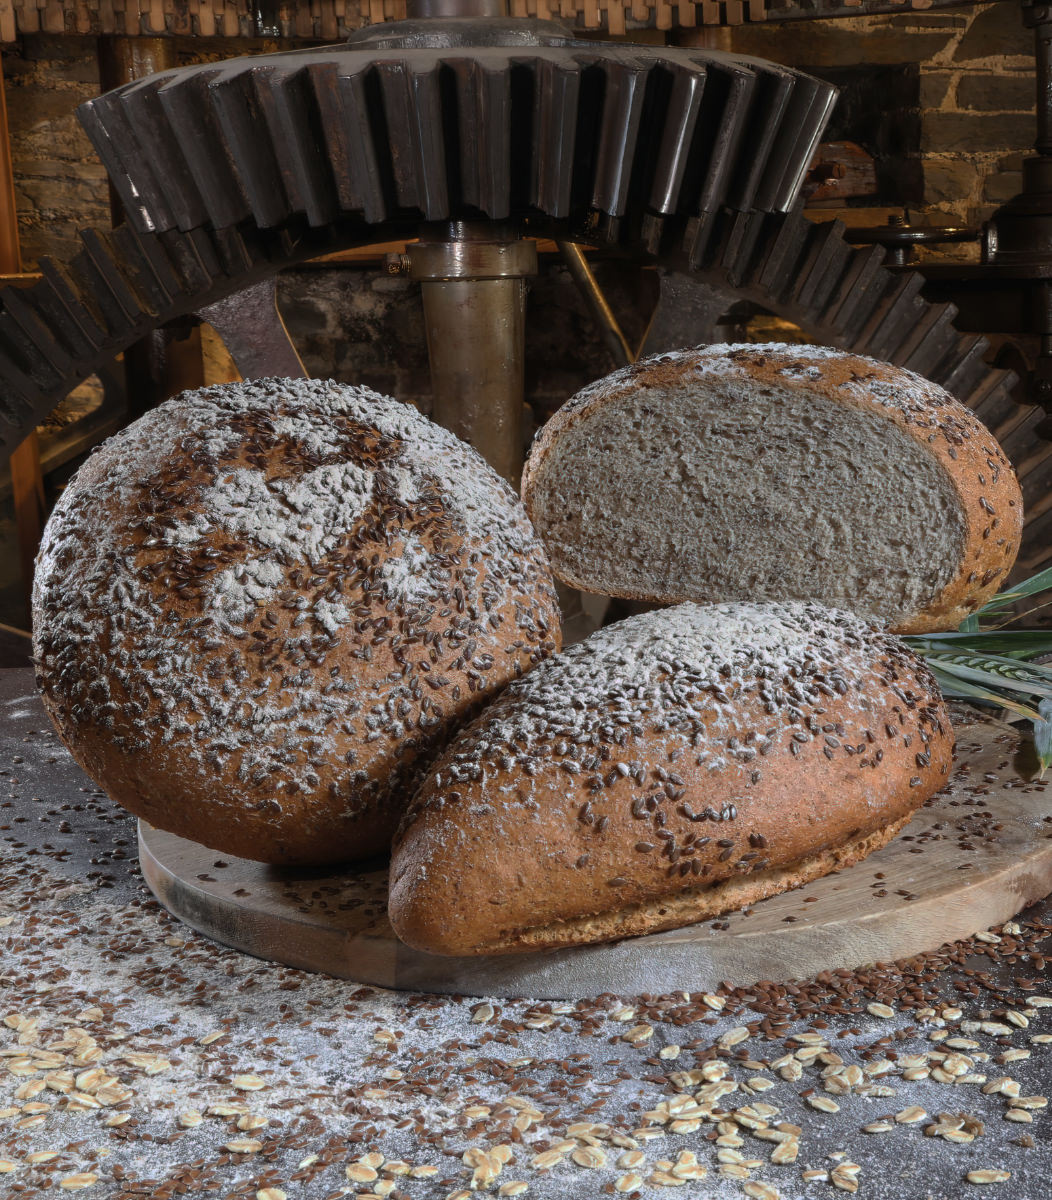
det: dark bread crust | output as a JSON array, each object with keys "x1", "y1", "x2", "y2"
[
  {"x1": 33, "y1": 379, "x2": 561, "y2": 865},
  {"x1": 389, "y1": 602, "x2": 954, "y2": 956},
  {"x1": 521, "y1": 344, "x2": 1023, "y2": 635},
  {"x1": 455, "y1": 813, "x2": 912, "y2": 954}
]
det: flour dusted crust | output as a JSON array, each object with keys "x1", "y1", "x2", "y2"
[
  {"x1": 33, "y1": 378, "x2": 561, "y2": 865},
  {"x1": 521, "y1": 344, "x2": 1023, "y2": 635},
  {"x1": 388, "y1": 601, "x2": 954, "y2": 956}
]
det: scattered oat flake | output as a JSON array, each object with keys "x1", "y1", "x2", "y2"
[
  {"x1": 719, "y1": 1027, "x2": 751, "y2": 1048},
  {"x1": 231, "y1": 1074, "x2": 266, "y2": 1091},
  {"x1": 866, "y1": 1003, "x2": 895, "y2": 1019},
  {"x1": 966, "y1": 1170, "x2": 1011, "y2": 1185},
  {"x1": 224, "y1": 1139, "x2": 262, "y2": 1154},
  {"x1": 498, "y1": 1184, "x2": 528, "y2": 1197},
  {"x1": 59, "y1": 1176, "x2": 98, "y2": 1191},
  {"x1": 744, "y1": 1183, "x2": 780, "y2": 1200},
  {"x1": 256, "y1": 1191, "x2": 286, "y2": 1200}
]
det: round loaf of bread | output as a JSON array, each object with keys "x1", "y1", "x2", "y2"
[
  {"x1": 389, "y1": 600, "x2": 954, "y2": 955},
  {"x1": 33, "y1": 378, "x2": 561, "y2": 865},
  {"x1": 521, "y1": 343, "x2": 1023, "y2": 634}
]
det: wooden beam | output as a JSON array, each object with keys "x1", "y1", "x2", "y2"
[{"x1": 0, "y1": 54, "x2": 42, "y2": 628}]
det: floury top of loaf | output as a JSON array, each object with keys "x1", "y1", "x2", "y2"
[
  {"x1": 389, "y1": 600, "x2": 954, "y2": 956},
  {"x1": 33, "y1": 377, "x2": 561, "y2": 865},
  {"x1": 521, "y1": 343, "x2": 1023, "y2": 634}
]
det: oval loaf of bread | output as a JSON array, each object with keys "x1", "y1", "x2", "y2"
[
  {"x1": 521, "y1": 344, "x2": 1023, "y2": 634},
  {"x1": 389, "y1": 600, "x2": 954, "y2": 955},
  {"x1": 33, "y1": 378, "x2": 561, "y2": 865}
]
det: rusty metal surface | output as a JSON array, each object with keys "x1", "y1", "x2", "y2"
[{"x1": 197, "y1": 277, "x2": 307, "y2": 380}]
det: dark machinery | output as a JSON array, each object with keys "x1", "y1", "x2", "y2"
[{"x1": 0, "y1": 0, "x2": 1045, "y2": 576}]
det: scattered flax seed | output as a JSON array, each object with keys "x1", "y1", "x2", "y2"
[
  {"x1": 966, "y1": 1170, "x2": 1011, "y2": 1184},
  {"x1": 866, "y1": 1003, "x2": 895, "y2": 1019}
]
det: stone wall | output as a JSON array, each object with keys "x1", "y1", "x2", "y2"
[{"x1": 727, "y1": 2, "x2": 1034, "y2": 238}]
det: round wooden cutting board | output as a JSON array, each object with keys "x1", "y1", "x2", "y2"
[{"x1": 138, "y1": 713, "x2": 1052, "y2": 1000}]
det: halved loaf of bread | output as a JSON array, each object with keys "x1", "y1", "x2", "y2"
[
  {"x1": 521, "y1": 344, "x2": 1023, "y2": 634},
  {"x1": 388, "y1": 600, "x2": 954, "y2": 956}
]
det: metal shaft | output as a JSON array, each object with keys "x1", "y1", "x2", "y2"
[
  {"x1": 409, "y1": 223, "x2": 536, "y2": 486},
  {"x1": 557, "y1": 241, "x2": 634, "y2": 367}
]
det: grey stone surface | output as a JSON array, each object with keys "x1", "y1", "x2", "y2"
[
  {"x1": 921, "y1": 111, "x2": 1033, "y2": 154},
  {"x1": 958, "y1": 73, "x2": 1037, "y2": 113}
]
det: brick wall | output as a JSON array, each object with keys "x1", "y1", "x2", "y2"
[{"x1": 726, "y1": 2, "x2": 1035, "y2": 240}]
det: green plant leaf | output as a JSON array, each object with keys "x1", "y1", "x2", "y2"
[
  {"x1": 906, "y1": 630, "x2": 1052, "y2": 655},
  {"x1": 1035, "y1": 699, "x2": 1052, "y2": 778},
  {"x1": 926, "y1": 666, "x2": 1044, "y2": 721},
  {"x1": 973, "y1": 566, "x2": 1052, "y2": 615}
]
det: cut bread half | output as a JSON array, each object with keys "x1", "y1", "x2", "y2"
[{"x1": 521, "y1": 344, "x2": 1023, "y2": 635}]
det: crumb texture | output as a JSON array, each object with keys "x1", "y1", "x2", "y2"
[
  {"x1": 390, "y1": 600, "x2": 953, "y2": 955},
  {"x1": 32, "y1": 377, "x2": 560, "y2": 864},
  {"x1": 523, "y1": 343, "x2": 1022, "y2": 631}
]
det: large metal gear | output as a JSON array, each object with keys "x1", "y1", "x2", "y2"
[
  {"x1": 76, "y1": 20, "x2": 836, "y2": 242},
  {"x1": 0, "y1": 17, "x2": 1045, "y2": 578}
]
